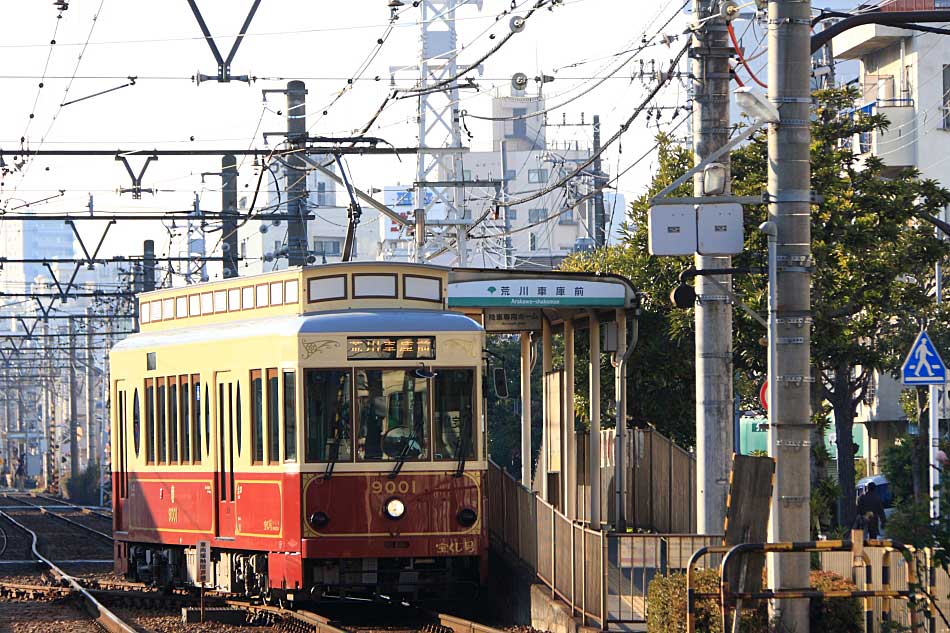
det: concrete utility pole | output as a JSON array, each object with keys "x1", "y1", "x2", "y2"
[
  {"x1": 68, "y1": 319, "x2": 79, "y2": 479},
  {"x1": 592, "y1": 115, "x2": 607, "y2": 247},
  {"x1": 767, "y1": 0, "x2": 812, "y2": 629},
  {"x1": 692, "y1": 0, "x2": 734, "y2": 535},
  {"x1": 286, "y1": 80, "x2": 309, "y2": 267},
  {"x1": 86, "y1": 308, "x2": 96, "y2": 469},
  {"x1": 221, "y1": 154, "x2": 239, "y2": 278}
]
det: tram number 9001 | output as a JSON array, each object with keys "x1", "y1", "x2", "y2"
[{"x1": 370, "y1": 480, "x2": 418, "y2": 495}]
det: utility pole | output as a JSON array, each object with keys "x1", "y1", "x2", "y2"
[
  {"x1": 592, "y1": 114, "x2": 607, "y2": 247},
  {"x1": 767, "y1": 0, "x2": 812, "y2": 629},
  {"x1": 692, "y1": 0, "x2": 734, "y2": 536},
  {"x1": 85, "y1": 308, "x2": 96, "y2": 470},
  {"x1": 68, "y1": 319, "x2": 79, "y2": 479},
  {"x1": 221, "y1": 154, "x2": 239, "y2": 278},
  {"x1": 286, "y1": 80, "x2": 309, "y2": 267}
]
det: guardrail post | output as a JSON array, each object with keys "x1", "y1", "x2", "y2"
[
  {"x1": 600, "y1": 529, "x2": 608, "y2": 630},
  {"x1": 581, "y1": 527, "x2": 587, "y2": 626},
  {"x1": 570, "y1": 523, "x2": 576, "y2": 615},
  {"x1": 551, "y1": 504, "x2": 556, "y2": 599}
]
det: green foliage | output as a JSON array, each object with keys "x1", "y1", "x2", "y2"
[
  {"x1": 566, "y1": 88, "x2": 950, "y2": 527},
  {"x1": 646, "y1": 569, "x2": 860, "y2": 633},
  {"x1": 809, "y1": 570, "x2": 864, "y2": 631},
  {"x1": 562, "y1": 136, "x2": 696, "y2": 446},
  {"x1": 63, "y1": 460, "x2": 100, "y2": 505},
  {"x1": 882, "y1": 437, "x2": 916, "y2": 503}
]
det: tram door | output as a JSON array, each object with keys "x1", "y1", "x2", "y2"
[
  {"x1": 215, "y1": 373, "x2": 236, "y2": 539},
  {"x1": 113, "y1": 380, "x2": 130, "y2": 532}
]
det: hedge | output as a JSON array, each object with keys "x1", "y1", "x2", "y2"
[{"x1": 646, "y1": 568, "x2": 860, "y2": 633}]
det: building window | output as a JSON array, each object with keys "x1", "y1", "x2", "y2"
[
  {"x1": 559, "y1": 208, "x2": 575, "y2": 224},
  {"x1": 512, "y1": 108, "x2": 527, "y2": 139},
  {"x1": 313, "y1": 239, "x2": 342, "y2": 256},
  {"x1": 528, "y1": 169, "x2": 548, "y2": 184},
  {"x1": 504, "y1": 169, "x2": 517, "y2": 181},
  {"x1": 528, "y1": 208, "x2": 548, "y2": 224},
  {"x1": 316, "y1": 182, "x2": 331, "y2": 206},
  {"x1": 462, "y1": 169, "x2": 472, "y2": 181},
  {"x1": 506, "y1": 208, "x2": 518, "y2": 221},
  {"x1": 530, "y1": 233, "x2": 538, "y2": 251}
]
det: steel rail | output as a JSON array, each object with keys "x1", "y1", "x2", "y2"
[
  {"x1": 3, "y1": 495, "x2": 113, "y2": 541},
  {"x1": 0, "y1": 509, "x2": 136, "y2": 633},
  {"x1": 28, "y1": 493, "x2": 112, "y2": 520}
]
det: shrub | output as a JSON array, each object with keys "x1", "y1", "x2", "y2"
[
  {"x1": 646, "y1": 569, "x2": 861, "y2": 633},
  {"x1": 63, "y1": 460, "x2": 101, "y2": 505}
]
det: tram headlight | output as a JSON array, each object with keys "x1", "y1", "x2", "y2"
[
  {"x1": 457, "y1": 507, "x2": 477, "y2": 527},
  {"x1": 309, "y1": 511, "x2": 330, "y2": 530},
  {"x1": 384, "y1": 497, "x2": 406, "y2": 520}
]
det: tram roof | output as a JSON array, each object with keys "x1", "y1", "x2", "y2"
[{"x1": 113, "y1": 309, "x2": 481, "y2": 352}]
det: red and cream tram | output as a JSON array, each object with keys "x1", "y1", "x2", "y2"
[{"x1": 109, "y1": 263, "x2": 487, "y2": 602}]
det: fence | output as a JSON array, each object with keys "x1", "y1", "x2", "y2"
[
  {"x1": 488, "y1": 461, "x2": 720, "y2": 628},
  {"x1": 572, "y1": 428, "x2": 696, "y2": 533},
  {"x1": 821, "y1": 547, "x2": 950, "y2": 633}
]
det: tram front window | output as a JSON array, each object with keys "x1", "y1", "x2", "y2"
[
  {"x1": 433, "y1": 369, "x2": 476, "y2": 460},
  {"x1": 304, "y1": 369, "x2": 352, "y2": 463},
  {"x1": 356, "y1": 369, "x2": 429, "y2": 461}
]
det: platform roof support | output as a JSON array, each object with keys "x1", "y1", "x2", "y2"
[
  {"x1": 589, "y1": 314, "x2": 602, "y2": 528},
  {"x1": 521, "y1": 333, "x2": 533, "y2": 489},
  {"x1": 540, "y1": 318, "x2": 552, "y2": 502},
  {"x1": 614, "y1": 309, "x2": 634, "y2": 531},
  {"x1": 563, "y1": 320, "x2": 576, "y2": 520}
]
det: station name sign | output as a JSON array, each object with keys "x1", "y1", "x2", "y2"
[
  {"x1": 347, "y1": 336, "x2": 435, "y2": 361},
  {"x1": 447, "y1": 279, "x2": 626, "y2": 308}
]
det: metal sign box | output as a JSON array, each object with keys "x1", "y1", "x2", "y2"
[{"x1": 648, "y1": 204, "x2": 697, "y2": 256}]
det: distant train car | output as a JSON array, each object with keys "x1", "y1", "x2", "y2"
[{"x1": 110, "y1": 263, "x2": 487, "y2": 602}]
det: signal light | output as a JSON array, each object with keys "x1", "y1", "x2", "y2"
[{"x1": 309, "y1": 511, "x2": 329, "y2": 529}]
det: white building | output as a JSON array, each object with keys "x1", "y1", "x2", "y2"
[
  {"x1": 832, "y1": 5, "x2": 950, "y2": 471},
  {"x1": 237, "y1": 162, "x2": 379, "y2": 274},
  {"x1": 376, "y1": 90, "x2": 612, "y2": 269}
]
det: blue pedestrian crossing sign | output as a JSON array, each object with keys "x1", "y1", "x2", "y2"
[{"x1": 902, "y1": 330, "x2": 947, "y2": 385}]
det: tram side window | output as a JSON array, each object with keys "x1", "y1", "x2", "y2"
[
  {"x1": 133, "y1": 389, "x2": 141, "y2": 458},
  {"x1": 433, "y1": 369, "x2": 476, "y2": 460},
  {"x1": 305, "y1": 369, "x2": 352, "y2": 463},
  {"x1": 157, "y1": 378, "x2": 167, "y2": 463},
  {"x1": 355, "y1": 369, "x2": 430, "y2": 462},
  {"x1": 180, "y1": 375, "x2": 190, "y2": 463},
  {"x1": 251, "y1": 370, "x2": 264, "y2": 463},
  {"x1": 267, "y1": 369, "x2": 279, "y2": 462},
  {"x1": 283, "y1": 371, "x2": 296, "y2": 462},
  {"x1": 191, "y1": 375, "x2": 202, "y2": 464},
  {"x1": 168, "y1": 378, "x2": 179, "y2": 463},
  {"x1": 204, "y1": 384, "x2": 210, "y2": 455},
  {"x1": 145, "y1": 379, "x2": 155, "y2": 463}
]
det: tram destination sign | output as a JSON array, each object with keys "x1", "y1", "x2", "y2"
[
  {"x1": 448, "y1": 279, "x2": 626, "y2": 308},
  {"x1": 347, "y1": 336, "x2": 435, "y2": 361}
]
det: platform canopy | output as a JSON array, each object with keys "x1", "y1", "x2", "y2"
[{"x1": 446, "y1": 268, "x2": 638, "y2": 332}]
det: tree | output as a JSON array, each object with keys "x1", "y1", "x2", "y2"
[
  {"x1": 562, "y1": 137, "x2": 697, "y2": 447},
  {"x1": 566, "y1": 87, "x2": 950, "y2": 528}
]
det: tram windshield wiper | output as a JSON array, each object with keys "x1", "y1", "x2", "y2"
[
  {"x1": 453, "y1": 415, "x2": 471, "y2": 478},
  {"x1": 388, "y1": 428, "x2": 416, "y2": 480}
]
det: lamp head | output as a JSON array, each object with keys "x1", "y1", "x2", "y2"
[{"x1": 734, "y1": 87, "x2": 780, "y2": 124}]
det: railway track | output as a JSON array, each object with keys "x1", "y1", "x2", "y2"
[
  {"x1": 2, "y1": 494, "x2": 113, "y2": 541},
  {"x1": 0, "y1": 509, "x2": 137, "y2": 632}
]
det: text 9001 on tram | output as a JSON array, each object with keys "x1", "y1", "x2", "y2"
[{"x1": 109, "y1": 263, "x2": 487, "y2": 603}]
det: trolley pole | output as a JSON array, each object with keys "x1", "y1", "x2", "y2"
[
  {"x1": 692, "y1": 0, "x2": 734, "y2": 536},
  {"x1": 767, "y1": 0, "x2": 812, "y2": 628},
  {"x1": 286, "y1": 80, "x2": 309, "y2": 267}
]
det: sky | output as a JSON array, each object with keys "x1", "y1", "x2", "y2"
[{"x1": 0, "y1": 0, "x2": 861, "y2": 264}]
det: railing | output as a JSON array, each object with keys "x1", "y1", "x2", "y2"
[
  {"x1": 821, "y1": 543, "x2": 950, "y2": 632},
  {"x1": 487, "y1": 462, "x2": 721, "y2": 628}
]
